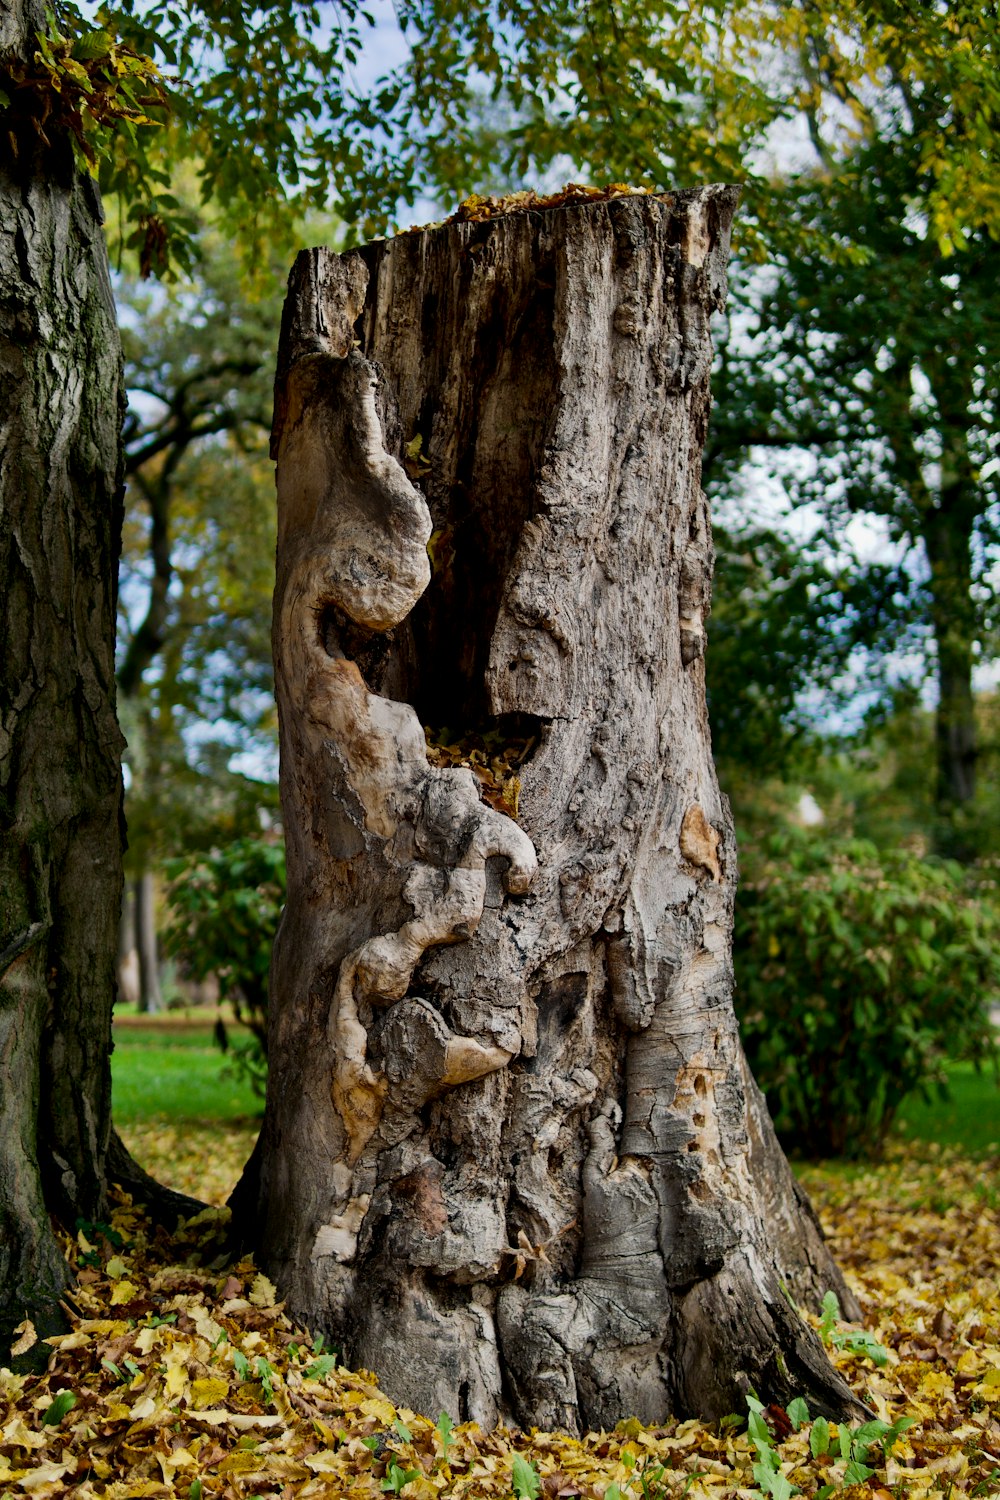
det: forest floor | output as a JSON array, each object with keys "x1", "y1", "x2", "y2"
[{"x1": 1, "y1": 1118, "x2": 998, "y2": 1498}]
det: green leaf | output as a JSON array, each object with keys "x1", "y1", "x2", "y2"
[
  {"x1": 819, "y1": 1290, "x2": 840, "y2": 1333},
  {"x1": 256, "y1": 1356, "x2": 275, "y2": 1402},
  {"x1": 436, "y1": 1410, "x2": 455, "y2": 1455},
  {"x1": 883, "y1": 1415, "x2": 916, "y2": 1453},
  {"x1": 41, "y1": 1390, "x2": 77, "y2": 1425},
  {"x1": 810, "y1": 1416, "x2": 831, "y2": 1457},
  {"x1": 382, "y1": 1460, "x2": 421, "y2": 1493},
  {"x1": 232, "y1": 1349, "x2": 250, "y2": 1380},
  {"x1": 844, "y1": 1459, "x2": 875, "y2": 1484},
  {"x1": 786, "y1": 1397, "x2": 809, "y2": 1431},
  {"x1": 393, "y1": 1417, "x2": 413, "y2": 1442},
  {"x1": 72, "y1": 28, "x2": 112, "y2": 59},
  {"x1": 511, "y1": 1452, "x2": 541, "y2": 1499},
  {"x1": 302, "y1": 1354, "x2": 338, "y2": 1379}
]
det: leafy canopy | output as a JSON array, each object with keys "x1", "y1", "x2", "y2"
[{"x1": 7, "y1": 0, "x2": 995, "y2": 274}]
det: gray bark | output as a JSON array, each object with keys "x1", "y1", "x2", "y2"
[{"x1": 239, "y1": 189, "x2": 864, "y2": 1430}]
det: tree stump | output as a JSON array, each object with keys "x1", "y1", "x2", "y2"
[{"x1": 240, "y1": 187, "x2": 865, "y2": 1431}]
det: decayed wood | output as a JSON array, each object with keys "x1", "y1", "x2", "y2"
[{"x1": 242, "y1": 188, "x2": 865, "y2": 1431}]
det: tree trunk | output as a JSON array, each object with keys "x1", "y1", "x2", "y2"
[
  {"x1": 239, "y1": 189, "x2": 864, "y2": 1430},
  {"x1": 0, "y1": 2, "x2": 197, "y2": 1354},
  {"x1": 923, "y1": 442, "x2": 978, "y2": 853},
  {"x1": 118, "y1": 886, "x2": 141, "y2": 1007},
  {"x1": 135, "y1": 871, "x2": 163, "y2": 1013}
]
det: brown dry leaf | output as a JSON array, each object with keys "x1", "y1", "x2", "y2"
[{"x1": 9, "y1": 1321, "x2": 37, "y2": 1358}]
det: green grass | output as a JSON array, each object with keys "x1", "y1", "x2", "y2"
[
  {"x1": 111, "y1": 1026, "x2": 998, "y2": 1161},
  {"x1": 112, "y1": 1025, "x2": 261, "y2": 1123},
  {"x1": 893, "y1": 1059, "x2": 1000, "y2": 1156}
]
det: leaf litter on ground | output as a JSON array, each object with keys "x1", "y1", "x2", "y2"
[{"x1": 2, "y1": 1128, "x2": 998, "y2": 1499}]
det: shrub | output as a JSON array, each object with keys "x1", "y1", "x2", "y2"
[
  {"x1": 163, "y1": 837, "x2": 285, "y2": 1095},
  {"x1": 734, "y1": 833, "x2": 1000, "y2": 1157}
]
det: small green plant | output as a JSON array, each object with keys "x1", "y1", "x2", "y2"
[
  {"x1": 745, "y1": 1392, "x2": 915, "y2": 1500},
  {"x1": 818, "y1": 1291, "x2": 889, "y2": 1366},
  {"x1": 256, "y1": 1356, "x2": 276, "y2": 1403},
  {"x1": 606, "y1": 1450, "x2": 673, "y2": 1500},
  {"x1": 436, "y1": 1410, "x2": 456, "y2": 1461},
  {"x1": 734, "y1": 832, "x2": 1000, "y2": 1156},
  {"x1": 302, "y1": 1354, "x2": 339, "y2": 1380},
  {"x1": 41, "y1": 1391, "x2": 77, "y2": 1425},
  {"x1": 382, "y1": 1458, "x2": 422, "y2": 1493},
  {"x1": 511, "y1": 1453, "x2": 541, "y2": 1499},
  {"x1": 164, "y1": 836, "x2": 285, "y2": 1094},
  {"x1": 746, "y1": 1395, "x2": 794, "y2": 1500}
]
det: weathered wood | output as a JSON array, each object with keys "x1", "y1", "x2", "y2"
[{"x1": 242, "y1": 188, "x2": 865, "y2": 1430}]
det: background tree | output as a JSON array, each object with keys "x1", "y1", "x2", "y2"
[
  {"x1": 709, "y1": 150, "x2": 999, "y2": 856},
  {"x1": 115, "y1": 233, "x2": 280, "y2": 1009}
]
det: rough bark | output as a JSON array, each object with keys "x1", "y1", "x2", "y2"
[
  {"x1": 241, "y1": 189, "x2": 865, "y2": 1430},
  {"x1": 0, "y1": 0, "x2": 190, "y2": 1351}
]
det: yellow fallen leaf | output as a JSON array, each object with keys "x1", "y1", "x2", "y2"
[
  {"x1": 219, "y1": 1450, "x2": 265, "y2": 1473},
  {"x1": 360, "y1": 1395, "x2": 397, "y2": 1422},
  {"x1": 105, "y1": 1255, "x2": 127, "y2": 1280},
  {"x1": 189, "y1": 1377, "x2": 229, "y2": 1408},
  {"x1": 304, "y1": 1450, "x2": 342, "y2": 1473},
  {"x1": 190, "y1": 1307, "x2": 224, "y2": 1344},
  {"x1": 163, "y1": 1354, "x2": 188, "y2": 1398},
  {"x1": 110, "y1": 1279, "x2": 139, "y2": 1305},
  {"x1": 249, "y1": 1271, "x2": 278, "y2": 1308},
  {"x1": 187, "y1": 1408, "x2": 284, "y2": 1429},
  {"x1": 2, "y1": 1416, "x2": 46, "y2": 1449},
  {"x1": 17, "y1": 1460, "x2": 72, "y2": 1491}
]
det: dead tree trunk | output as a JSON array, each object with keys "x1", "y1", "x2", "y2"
[{"x1": 241, "y1": 188, "x2": 865, "y2": 1431}]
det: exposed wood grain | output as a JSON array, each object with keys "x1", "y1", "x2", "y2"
[{"x1": 243, "y1": 189, "x2": 865, "y2": 1430}]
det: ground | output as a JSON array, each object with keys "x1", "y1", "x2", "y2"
[{"x1": 1, "y1": 1021, "x2": 997, "y2": 1498}]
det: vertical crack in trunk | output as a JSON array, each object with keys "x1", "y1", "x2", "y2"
[{"x1": 244, "y1": 188, "x2": 866, "y2": 1432}]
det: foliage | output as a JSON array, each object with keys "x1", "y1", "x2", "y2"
[
  {"x1": 163, "y1": 837, "x2": 285, "y2": 1087},
  {"x1": 817, "y1": 1291, "x2": 888, "y2": 1367},
  {"x1": 13, "y1": 0, "x2": 993, "y2": 272},
  {"x1": 116, "y1": 224, "x2": 284, "y2": 876},
  {"x1": 746, "y1": 1389, "x2": 913, "y2": 1500},
  {"x1": 0, "y1": 5, "x2": 195, "y2": 275},
  {"x1": 707, "y1": 523, "x2": 921, "y2": 777},
  {"x1": 734, "y1": 832, "x2": 1000, "y2": 1157},
  {"x1": 4, "y1": 1140, "x2": 1000, "y2": 1495}
]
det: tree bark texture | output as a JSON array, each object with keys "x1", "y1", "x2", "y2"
[
  {"x1": 0, "y1": 0, "x2": 147, "y2": 1350},
  {"x1": 247, "y1": 189, "x2": 864, "y2": 1431}
]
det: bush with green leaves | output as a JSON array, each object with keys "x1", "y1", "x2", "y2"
[
  {"x1": 734, "y1": 833, "x2": 1000, "y2": 1157},
  {"x1": 163, "y1": 837, "x2": 285, "y2": 1093}
]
